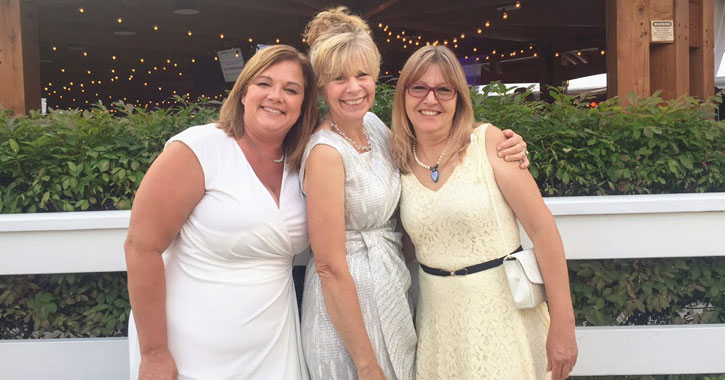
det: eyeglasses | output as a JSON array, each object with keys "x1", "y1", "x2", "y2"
[{"x1": 406, "y1": 84, "x2": 457, "y2": 101}]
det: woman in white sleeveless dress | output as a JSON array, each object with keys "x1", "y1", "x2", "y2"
[{"x1": 125, "y1": 45, "x2": 318, "y2": 380}]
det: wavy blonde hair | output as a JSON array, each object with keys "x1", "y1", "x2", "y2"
[
  {"x1": 391, "y1": 45, "x2": 475, "y2": 173},
  {"x1": 217, "y1": 45, "x2": 318, "y2": 171},
  {"x1": 304, "y1": 6, "x2": 380, "y2": 88}
]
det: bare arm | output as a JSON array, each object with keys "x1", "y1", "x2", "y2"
[
  {"x1": 484, "y1": 126, "x2": 577, "y2": 380},
  {"x1": 303, "y1": 145, "x2": 385, "y2": 379},
  {"x1": 125, "y1": 141, "x2": 205, "y2": 380}
]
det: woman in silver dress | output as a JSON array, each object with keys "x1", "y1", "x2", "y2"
[{"x1": 298, "y1": 7, "x2": 531, "y2": 380}]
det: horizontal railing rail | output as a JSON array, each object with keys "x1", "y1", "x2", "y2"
[{"x1": 1, "y1": 193, "x2": 724, "y2": 379}]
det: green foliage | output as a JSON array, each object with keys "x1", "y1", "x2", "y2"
[
  {"x1": 471, "y1": 85, "x2": 725, "y2": 195},
  {"x1": 0, "y1": 86, "x2": 723, "y2": 344},
  {"x1": 0, "y1": 272, "x2": 129, "y2": 339},
  {"x1": 572, "y1": 374, "x2": 725, "y2": 380},
  {"x1": 0, "y1": 97, "x2": 218, "y2": 213},
  {"x1": 570, "y1": 258, "x2": 725, "y2": 326}
]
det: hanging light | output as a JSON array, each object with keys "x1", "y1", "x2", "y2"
[{"x1": 173, "y1": 0, "x2": 200, "y2": 15}]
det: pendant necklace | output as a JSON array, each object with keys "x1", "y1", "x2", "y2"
[
  {"x1": 329, "y1": 119, "x2": 371, "y2": 152},
  {"x1": 243, "y1": 133, "x2": 285, "y2": 163},
  {"x1": 412, "y1": 139, "x2": 451, "y2": 183}
]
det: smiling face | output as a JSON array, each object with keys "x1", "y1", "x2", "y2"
[
  {"x1": 404, "y1": 64, "x2": 458, "y2": 137},
  {"x1": 241, "y1": 60, "x2": 305, "y2": 138},
  {"x1": 322, "y1": 66, "x2": 376, "y2": 125}
]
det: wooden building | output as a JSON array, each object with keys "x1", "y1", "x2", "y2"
[{"x1": 0, "y1": 0, "x2": 717, "y2": 115}]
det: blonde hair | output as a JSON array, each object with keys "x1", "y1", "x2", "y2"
[
  {"x1": 391, "y1": 45, "x2": 476, "y2": 173},
  {"x1": 304, "y1": 6, "x2": 380, "y2": 88},
  {"x1": 217, "y1": 45, "x2": 318, "y2": 171}
]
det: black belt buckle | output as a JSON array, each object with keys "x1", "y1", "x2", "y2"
[{"x1": 451, "y1": 268, "x2": 468, "y2": 276}]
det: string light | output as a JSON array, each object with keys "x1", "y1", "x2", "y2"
[
  {"x1": 78, "y1": 7, "x2": 84, "y2": 13},
  {"x1": 187, "y1": 30, "x2": 192, "y2": 36},
  {"x1": 83, "y1": 51, "x2": 88, "y2": 57},
  {"x1": 153, "y1": 25, "x2": 159, "y2": 31},
  {"x1": 515, "y1": 1, "x2": 521, "y2": 8},
  {"x1": 52, "y1": 46, "x2": 57, "y2": 51},
  {"x1": 220, "y1": 34, "x2": 224, "y2": 39},
  {"x1": 112, "y1": 55, "x2": 116, "y2": 60},
  {"x1": 116, "y1": 17, "x2": 123, "y2": 24},
  {"x1": 485, "y1": 20, "x2": 491, "y2": 27},
  {"x1": 502, "y1": 12, "x2": 508, "y2": 20}
]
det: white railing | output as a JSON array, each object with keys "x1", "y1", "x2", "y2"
[{"x1": 1, "y1": 193, "x2": 724, "y2": 379}]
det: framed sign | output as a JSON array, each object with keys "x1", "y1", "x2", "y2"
[
  {"x1": 217, "y1": 48, "x2": 245, "y2": 83},
  {"x1": 651, "y1": 20, "x2": 674, "y2": 43}
]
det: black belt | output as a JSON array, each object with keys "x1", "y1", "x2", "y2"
[{"x1": 420, "y1": 246, "x2": 523, "y2": 277}]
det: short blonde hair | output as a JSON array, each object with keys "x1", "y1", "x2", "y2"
[
  {"x1": 217, "y1": 45, "x2": 318, "y2": 171},
  {"x1": 304, "y1": 6, "x2": 380, "y2": 88},
  {"x1": 391, "y1": 45, "x2": 475, "y2": 173}
]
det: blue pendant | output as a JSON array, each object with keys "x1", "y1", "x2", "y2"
[{"x1": 431, "y1": 168, "x2": 439, "y2": 182}]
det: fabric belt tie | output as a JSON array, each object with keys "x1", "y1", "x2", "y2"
[
  {"x1": 420, "y1": 246, "x2": 523, "y2": 277},
  {"x1": 348, "y1": 221, "x2": 416, "y2": 380}
]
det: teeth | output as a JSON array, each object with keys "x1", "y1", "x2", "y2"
[
  {"x1": 420, "y1": 110, "x2": 439, "y2": 116},
  {"x1": 342, "y1": 98, "x2": 364, "y2": 105},
  {"x1": 262, "y1": 107, "x2": 283, "y2": 115}
]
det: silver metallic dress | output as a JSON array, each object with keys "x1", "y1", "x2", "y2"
[{"x1": 299, "y1": 113, "x2": 416, "y2": 380}]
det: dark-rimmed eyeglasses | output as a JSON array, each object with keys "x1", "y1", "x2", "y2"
[{"x1": 406, "y1": 84, "x2": 457, "y2": 101}]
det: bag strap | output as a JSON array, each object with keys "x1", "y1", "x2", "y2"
[{"x1": 470, "y1": 126, "x2": 508, "y2": 256}]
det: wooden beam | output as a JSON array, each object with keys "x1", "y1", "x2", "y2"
[
  {"x1": 689, "y1": 0, "x2": 714, "y2": 100},
  {"x1": 0, "y1": 0, "x2": 41, "y2": 115},
  {"x1": 649, "y1": 0, "x2": 690, "y2": 100},
  {"x1": 606, "y1": 0, "x2": 651, "y2": 102}
]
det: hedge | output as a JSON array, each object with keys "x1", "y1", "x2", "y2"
[{"x1": 1, "y1": 87, "x2": 724, "y2": 379}]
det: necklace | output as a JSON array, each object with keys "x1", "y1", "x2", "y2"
[
  {"x1": 412, "y1": 139, "x2": 451, "y2": 183},
  {"x1": 243, "y1": 133, "x2": 285, "y2": 163},
  {"x1": 329, "y1": 119, "x2": 371, "y2": 152}
]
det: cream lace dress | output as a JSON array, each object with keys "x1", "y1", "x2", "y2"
[{"x1": 400, "y1": 124, "x2": 551, "y2": 380}]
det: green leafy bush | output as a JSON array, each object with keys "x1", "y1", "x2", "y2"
[
  {"x1": 471, "y1": 85, "x2": 725, "y2": 195},
  {"x1": 0, "y1": 98, "x2": 218, "y2": 214},
  {"x1": 0, "y1": 273, "x2": 129, "y2": 339},
  {"x1": 1, "y1": 87, "x2": 723, "y2": 345}
]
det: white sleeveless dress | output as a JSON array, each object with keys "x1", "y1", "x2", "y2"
[{"x1": 128, "y1": 123, "x2": 310, "y2": 380}]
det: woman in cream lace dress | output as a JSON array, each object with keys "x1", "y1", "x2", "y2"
[{"x1": 391, "y1": 46, "x2": 578, "y2": 380}]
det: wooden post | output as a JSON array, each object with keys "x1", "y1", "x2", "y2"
[
  {"x1": 606, "y1": 0, "x2": 652, "y2": 102},
  {"x1": 649, "y1": 0, "x2": 690, "y2": 100},
  {"x1": 606, "y1": 0, "x2": 714, "y2": 102},
  {"x1": 689, "y1": 0, "x2": 715, "y2": 100},
  {"x1": 0, "y1": 0, "x2": 41, "y2": 115}
]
